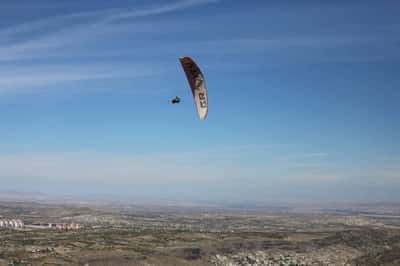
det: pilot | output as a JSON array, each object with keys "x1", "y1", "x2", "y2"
[{"x1": 171, "y1": 96, "x2": 181, "y2": 104}]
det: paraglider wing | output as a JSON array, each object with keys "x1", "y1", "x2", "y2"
[{"x1": 179, "y1": 56, "x2": 208, "y2": 120}]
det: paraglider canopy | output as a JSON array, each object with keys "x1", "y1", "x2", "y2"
[{"x1": 179, "y1": 56, "x2": 208, "y2": 120}]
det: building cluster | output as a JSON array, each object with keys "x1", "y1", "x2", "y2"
[
  {"x1": 212, "y1": 252, "x2": 316, "y2": 266},
  {"x1": 44, "y1": 223, "x2": 81, "y2": 230},
  {"x1": 31, "y1": 247, "x2": 54, "y2": 254},
  {"x1": 0, "y1": 219, "x2": 24, "y2": 229}
]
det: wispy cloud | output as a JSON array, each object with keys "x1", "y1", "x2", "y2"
[
  {"x1": 299, "y1": 153, "x2": 329, "y2": 158},
  {"x1": 0, "y1": 0, "x2": 218, "y2": 94},
  {"x1": 0, "y1": 63, "x2": 164, "y2": 94},
  {"x1": 282, "y1": 172, "x2": 342, "y2": 182},
  {"x1": 0, "y1": 0, "x2": 217, "y2": 39},
  {"x1": 0, "y1": 146, "x2": 339, "y2": 184},
  {"x1": 106, "y1": 0, "x2": 219, "y2": 22},
  {"x1": 0, "y1": 0, "x2": 214, "y2": 59},
  {"x1": 0, "y1": 150, "x2": 228, "y2": 183},
  {"x1": 1, "y1": 149, "x2": 398, "y2": 201},
  {"x1": 289, "y1": 162, "x2": 324, "y2": 169},
  {"x1": 356, "y1": 165, "x2": 400, "y2": 184}
]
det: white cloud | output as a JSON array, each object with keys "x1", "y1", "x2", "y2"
[
  {"x1": 0, "y1": 146, "x2": 334, "y2": 183},
  {"x1": 0, "y1": 0, "x2": 216, "y2": 37},
  {"x1": 0, "y1": 144, "x2": 276, "y2": 184},
  {"x1": 107, "y1": 0, "x2": 219, "y2": 22},
  {"x1": 0, "y1": 150, "x2": 229, "y2": 183},
  {"x1": 0, "y1": 63, "x2": 165, "y2": 94},
  {"x1": 356, "y1": 165, "x2": 400, "y2": 184},
  {"x1": 299, "y1": 153, "x2": 329, "y2": 158},
  {"x1": 0, "y1": 0, "x2": 219, "y2": 94},
  {"x1": 0, "y1": 0, "x2": 218, "y2": 58},
  {"x1": 1, "y1": 149, "x2": 398, "y2": 202}
]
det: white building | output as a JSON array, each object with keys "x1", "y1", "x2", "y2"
[{"x1": 0, "y1": 219, "x2": 24, "y2": 229}]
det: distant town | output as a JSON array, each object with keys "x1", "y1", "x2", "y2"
[
  {"x1": 0, "y1": 218, "x2": 81, "y2": 231},
  {"x1": 1, "y1": 200, "x2": 400, "y2": 265}
]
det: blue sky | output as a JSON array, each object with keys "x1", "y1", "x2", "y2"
[{"x1": 0, "y1": 0, "x2": 399, "y2": 204}]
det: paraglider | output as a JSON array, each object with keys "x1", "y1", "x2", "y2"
[
  {"x1": 179, "y1": 56, "x2": 208, "y2": 120},
  {"x1": 171, "y1": 96, "x2": 181, "y2": 104}
]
